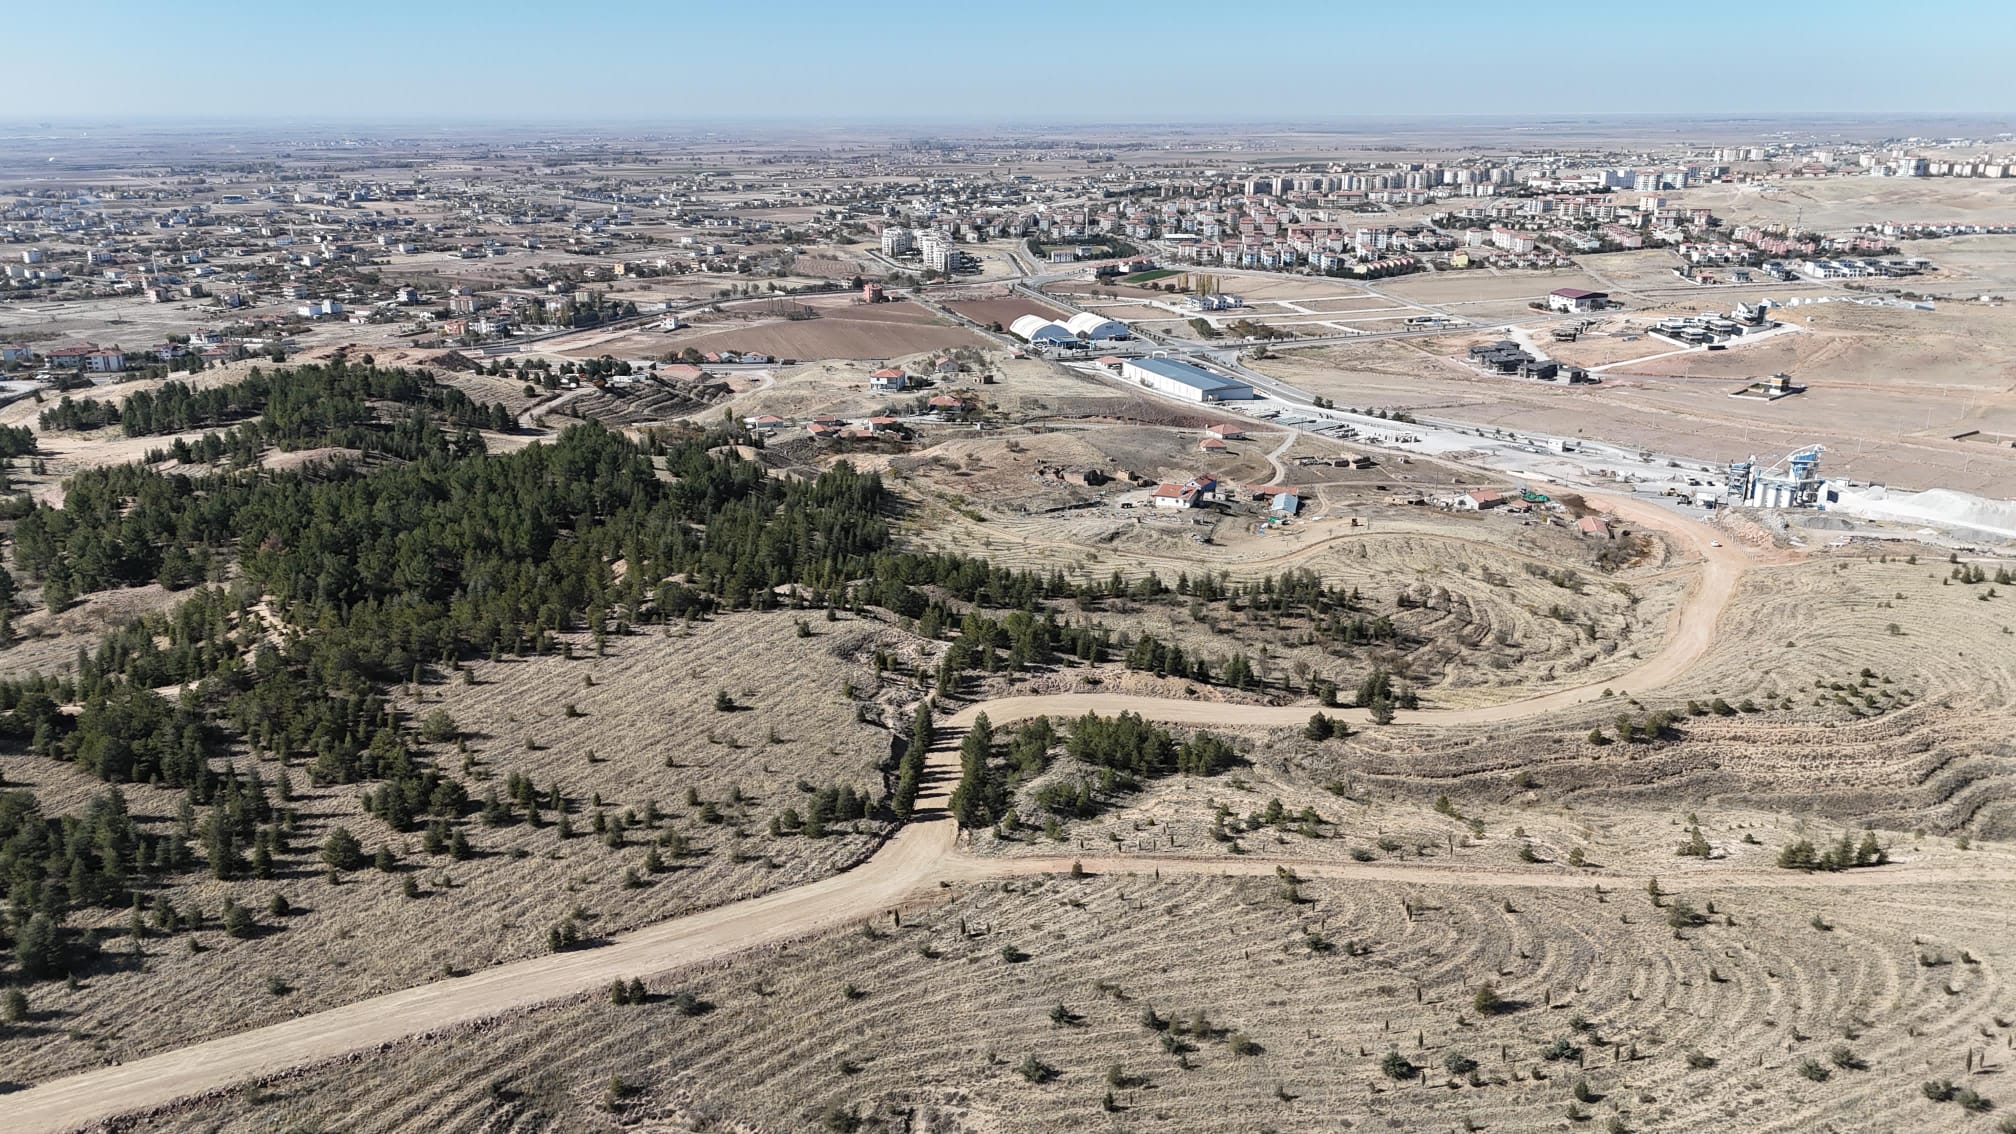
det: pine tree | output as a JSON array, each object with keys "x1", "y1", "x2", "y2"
[
  {"x1": 14, "y1": 912, "x2": 62, "y2": 979},
  {"x1": 950, "y1": 713, "x2": 997, "y2": 829},
  {"x1": 320, "y1": 826, "x2": 364, "y2": 872}
]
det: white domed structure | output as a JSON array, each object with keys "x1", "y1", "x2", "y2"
[
  {"x1": 1010, "y1": 314, "x2": 1077, "y2": 344},
  {"x1": 1064, "y1": 311, "x2": 1130, "y2": 340}
]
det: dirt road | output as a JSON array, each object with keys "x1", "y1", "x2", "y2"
[{"x1": 0, "y1": 485, "x2": 1782, "y2": 1134}]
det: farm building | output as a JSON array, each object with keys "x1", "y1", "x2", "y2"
[
  {"x1": 1063, "y1": 311, "x2": 1131, "y2": 340},
  {"x1": 1547, "y1": 288, "x2": 1609, "y2": 313},
  {"x1": 1150, "y1": 474, "x2": 1220, "y2": 509},
  {"x1": 1118, "y1": 357, "x2": 1253, "y2": 403},
  {"x1": 1009, "y1": 314, "x2": 1080, "y2": 345}
]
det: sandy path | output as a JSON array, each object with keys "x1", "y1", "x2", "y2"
[{"x1": 0, "y1": 484, "x2": 1769, "y2": 1133}]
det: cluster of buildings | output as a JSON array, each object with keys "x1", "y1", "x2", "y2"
[
  {"x1": 1465, "y1": 340, "x2": 1579, "y2": 382},
  {"x1": 878, "y1": 225, "x2": 965, "y2": 274},
  {"x1": 1789, "y1": 257, "x2": 1931, "y2": 280},
  {"x1": 5, "y1": 332, "x2": 249, "y2": 376}
]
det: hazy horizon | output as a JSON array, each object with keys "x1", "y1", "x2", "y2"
[{"x1": 8, "y1": 0, "x2": 2012, "y2": 123}]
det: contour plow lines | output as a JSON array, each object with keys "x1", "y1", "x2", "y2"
[{"x1": 0, "y1": 478, "x2": 1956, "y2": 1134}]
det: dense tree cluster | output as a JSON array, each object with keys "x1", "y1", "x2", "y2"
[
  {"x1": 69, "y1": 364, "x2": 509, "y2": 440},
  {"x1": 1777, "y1": 831, "x2": 1887, "y2": 872},
  {"x1": 951, "y1": 711, "x2": 1239, "y2": 829},
  {"x1": 38, "y1": 397, "x2": 122, "y2": 432},
  {"x1": 0, "y1": 381, "x2": 1420, "y2": 978}
]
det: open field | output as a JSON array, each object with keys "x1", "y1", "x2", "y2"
[
  {"x1": 1678, "y1": 177, "x2": 2016, "y2": 232},
  {"x1": 700, "y1": 351, "x2": 1138, "y2": 425},
  {"x1": 1251, "y1": 305, "x2": 2016, "y2": 496},
  {"x1": 654, "y1": 300, "x2": 986, "y2": 361},
  {"x1": 945, "y1": 296, "x2": 1074, "y2": 328}
]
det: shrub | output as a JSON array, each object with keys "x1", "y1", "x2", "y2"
[
  {"x1": 1444, "y1": 1050, "x2": 1478, "y2": 1075},
  {"x1": 1796, "y1": 1058, "x2": 1830, "y2": 1081},
  {"x1": 1541, "y1": 1036, "x2": 1582, "y2": 1062},
  {"x1": 1380, "y1": 1050, "x2": 1415, "y2": 1080},
  {"x1": 221, "y1": 899, "x2": 257, "y2": 939},
  {"x1": 1017, "y1": 1053, "x2": 1058, "y2": 1083}
]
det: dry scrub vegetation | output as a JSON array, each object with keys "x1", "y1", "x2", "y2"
[
  {"x1": 0, "y1": 613, "x2": 918, "y2": 1085},
  {"x1": 909, "y1": 506, "x2": 1686, "y2": 710},
  {"x1": 142, "y1": 870, "x2": 2016, "y2": 1133}
]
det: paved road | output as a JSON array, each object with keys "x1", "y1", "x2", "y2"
[{"x1": 0, "y1": 483, "x2": 1904, "y2": 1134}]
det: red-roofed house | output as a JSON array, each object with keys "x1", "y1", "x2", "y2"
[
  {"x1": 1151, "y1": 474, "x2": 1220, "y2": 509},
  {"x1": 1576, "y1": 515, "x2": 1612, "y2": 538},
  {"x1": 869, "y1": 367, "x2": 909, "y2": 392},
  {"x1": 1206, "y1": 422, "x2": 1246, "y2": 440},
  {"x1": 1453, "y1": 489, "x2": 1504, "y2": 511},
  {"x1": 44, "y1": 342, "x2": 98, "y2": 366},
  {"x1": 928, "y1": 395, "x2": 963, "y2": 411},
  {"x1": 1199, "y1": 437, "x2": 1227, "y2": 452}
]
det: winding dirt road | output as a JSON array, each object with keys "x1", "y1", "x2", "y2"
[{"x1": 0, "y1": 484, "x2": 1930, "y2": 1134}]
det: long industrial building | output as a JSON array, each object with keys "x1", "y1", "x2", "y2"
[{"x1": 1119, "y1": 357, "x2": 1254, "y2": 403}]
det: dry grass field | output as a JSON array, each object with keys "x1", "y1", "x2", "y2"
[
  {"x1": 655, "y1": 300, "x2": 986, "y2": 361},
  {"x1": 0, "y1": 613, "x2": 921, "y2": 1086},
  {"x1": 139, "y1": 866, "x2": 2016, "y2": 1134},
  {"x1": 1681, "y1": 177, "x2": 2016, "y2": 233},
  {"x1": 110, "y1": 533, "x2": 2016, "y2": 1133},
  {"x1": 889, "y1": 460, "x2": 1689, "y2": 712},
  {"x1": 702, "y1": 351, "x2": 1127, "y2": 425}
]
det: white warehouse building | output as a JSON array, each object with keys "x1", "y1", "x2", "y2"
[
  {"x1": 1119, "y1": 357, "x2": 1254, "y2": 403},
  {"x1": 1010, "y1": 314, "x2": 1081, "y2": 344},
  {"x1": 1063, "y1": 311, "x2": 1131, "y2": 340}
]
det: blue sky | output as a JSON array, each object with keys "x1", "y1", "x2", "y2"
[{"x1": 8, "y1": 0, "x2": 2013, "y2": 123}]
